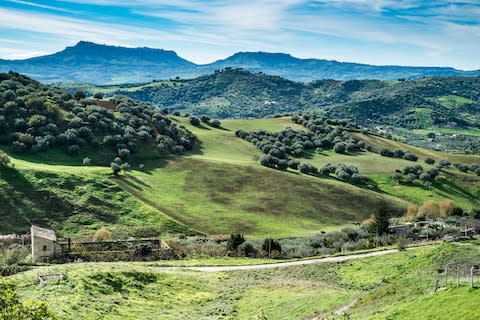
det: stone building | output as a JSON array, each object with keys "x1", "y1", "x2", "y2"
[{"x1": 31, "y1": 225, "x2": 61, "y2": 263}]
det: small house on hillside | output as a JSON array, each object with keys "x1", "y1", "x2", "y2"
[{"x1": 31, "y1": 225, "x2": 61, "y2": 263}]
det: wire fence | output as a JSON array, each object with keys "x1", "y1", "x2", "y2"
[{"x1": 434, "y1": 264, "x2": 480, "y2": 290}]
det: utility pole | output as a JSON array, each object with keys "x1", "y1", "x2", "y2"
[{"x1": 268, "y1": 235, "x2": 271, "y2": 259}]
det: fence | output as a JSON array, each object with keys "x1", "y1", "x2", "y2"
[{"x1": 434, "y1": 264, "x2": 480, "y2": 290}]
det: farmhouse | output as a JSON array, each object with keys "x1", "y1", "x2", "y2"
[{"x1": 31, "y1": 225, "x2": 62, "y2": 263}]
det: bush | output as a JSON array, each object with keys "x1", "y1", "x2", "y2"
[
  {"x1": 93, "y1": 92, "x2": 104, "y2": 99},
  {"x1": 299, "y1": 163, "x2": 318, "y2": 175},
  {"x1": 425, "y1": 157, "x2": 435, "y2": 165},
  {"x1": 67, "y1": 144, "x2": 80, "y2": 156},
  {"x1": 0, "y1": 150, "x2": 11, "y2": 167},
  {"x1": 134, "y1": 243, "x2": 153, "y2": 257},
  {"x1": 404, "y1": 152, "x2": 418, "y2": 161},
  {"x1": 262, "y1": 238, "x2": 282, "y2": 256},
  {"x1": 238, "y1": 242, "x2": 257, "y2": 257},
  {"x1": 118, "y1": 148, "x2": 130, "y2": 159},
  {"x1": 93, "y1": 227, "x2": 112, "y2": 241},
  {"x1": 333, "y1": 142, "x2": 346, "y2": 154},
  {"x1": 226, "y1": 233, "x2": 245, "y2": 251},
  {"x1": 110, "y1": 162, "x2": 121, "y2": 175},
  {"x1": 189, "y1": 117, "x2": 200, "y2": 126},
  {"x1": 210, "y1": 119, "x2": 221, "y2": 128}
]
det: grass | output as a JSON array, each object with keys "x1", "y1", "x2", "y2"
[
  {"x1": 351, "y1": 131, "x2": 480, "y2": 164},
  {"x1": 437, "y1": 95, "x2": 473, "y2": 109},
  {"x1": 0, "y1": 167, "x2": 192, "y2": 238},
  {"x1": 3, "y1": 117, "x2": 478, "y2": 238},
  {"x1": 119, "y1": 157, "x2": 407, "y2": 237},
  {"x1": 12, "y1": 242, "x2": 480, "y2": 319}
]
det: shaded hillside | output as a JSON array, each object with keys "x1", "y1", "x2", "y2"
[{"x1": 1, "y1": 42, "x2": 479, "y2": 84}]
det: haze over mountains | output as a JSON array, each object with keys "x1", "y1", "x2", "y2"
[{"x1": 1, "y1": 41, "x2": 479, "y2": 84}]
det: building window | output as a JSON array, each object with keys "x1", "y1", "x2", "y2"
[{"x1": 43, "y1": 245, "x2": 47, "y2": 251}]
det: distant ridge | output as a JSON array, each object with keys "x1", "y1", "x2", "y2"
[{"x1": 1, "y1": 41, "x2": 479, "y2": 84}]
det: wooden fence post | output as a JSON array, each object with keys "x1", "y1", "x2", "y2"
[
  {"x1": 471, "y1": 267, "x2": 474, "y2": 288},
  {"x1": 456, "y1": 267, "x2": 460, "y2": 287}
]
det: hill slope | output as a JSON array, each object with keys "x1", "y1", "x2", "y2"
[
  {"x1": 12, "y1": 243, "x2": 480, "y2": 319},
  {"x1": 1, "y1": 42, "x2": 479, "y2": 84}
]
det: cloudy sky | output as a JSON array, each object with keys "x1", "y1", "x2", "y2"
[{"x1": 0, "y1": 0, "x2": 479, "y2": 69}]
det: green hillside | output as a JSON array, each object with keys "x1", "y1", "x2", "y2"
[
  {"x1": 70, "y1": 70, "x2": 480, "y2": 153},
  {"x1": 1, "y1": 72, "x2": 480, "y2": 239},
  {"x1": 11, "y1": 242, "x2": 480, "y2": 319},
  {"x1": 2, "y1": 114, "x2": 480, "y2": 238}
]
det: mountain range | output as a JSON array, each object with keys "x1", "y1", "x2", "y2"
[{"x1": 1, "y1": 41, "x2": 479, "y2": 84}]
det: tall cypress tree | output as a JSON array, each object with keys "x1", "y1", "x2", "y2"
[{"x1": 374, "y1": 200, "x2": 391, "y2": 236}]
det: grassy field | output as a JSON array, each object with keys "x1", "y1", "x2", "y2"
[
  {"x1": 2, "y1": 116, "x2": 479, "y2": 238},
  {"x1": 0, "y1": 165, "x2": 192, "y2": 238},
  {"x1": 12, "y1": 242, "x2": 480, "y2": 319}
]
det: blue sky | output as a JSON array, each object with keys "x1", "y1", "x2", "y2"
[{"x1": 0, "y1": 0, "x2": 479, "y2": 69}]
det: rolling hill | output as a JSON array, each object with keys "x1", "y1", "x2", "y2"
[
  {"x1": 1, "y1": 41, "x2": 479, "y2": 84},
  {"x1": 1, "y1": 72, "x2": 480, "y2": 239}
]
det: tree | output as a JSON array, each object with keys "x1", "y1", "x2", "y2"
[
  {"x1": 425, "y1": 157, "x2": 435, "y2": 165},
  {"x1": 226, "y1": 234, "x2": 245, "y2": 251},
  {"x1": 120, "y1": 162, "x2": 131, "y2": 174},
  {"x1": 210, "y1": 119, "x2": 221, "y2": 128},
  {"x1": 261, "y1": 238, "x2": 282, "y2": 257},
  {"x1": 93, "y1": 92, "x2": 104, "y2": 99},
  {"x1": 333, "y1": 142, "x2": 346, "y2": 154},
  {"x1": 118, "y1": 148, "x2": 130, "y2": 159},
  {"x1": 0, "y1": 150, "x2": 11, "y2": 168},
  {"x1": 403, "y1": 152, "x2": 418, "y2": 161},
  {"x1": 372, "y1": 201, "x2": 390, "y2": 236},
  {"x1": 189, "y1": 117, "x2": 200, "y2": 126},
  {"x1": 74, "y1": 90, "x2": 86, "y2": 100},
  {"x1": 110, "y1": 162, "x2": 121, "y2": 175},
  {"x1": 0, "y1": 277, "x2": 55, "y2": 319}
]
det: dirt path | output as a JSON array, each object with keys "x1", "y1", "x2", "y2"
[{"x1": 152, "y1": 247, "x2": 420, "y2": 272}]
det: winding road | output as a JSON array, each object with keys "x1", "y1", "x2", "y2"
[{"x1": 151, "y1": 247, "x2": 422, "y2": 272}]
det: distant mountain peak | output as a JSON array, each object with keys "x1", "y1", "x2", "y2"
[{"x1": 0, "y1": 41, "x2": 478, "y2": 84}]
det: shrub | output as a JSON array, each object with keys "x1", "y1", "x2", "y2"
[
  {"x1": 0, "y1": 150, "x2": 11, "y2": 168},
  {"x1": 262, "y1": 238, "x2": 282, "y2": 256},
  {"x1": 425, "y1": 157, "x2": 435, "y2": 165},
  {"x1": 93, "y1": 227, "x2": 112, "y2": 241},
  {"x1": 189, "y1": 117, "x2": 200, "y2": 126},
  {"x1": 239, "y1": 243, "x2": 257, "y2": 257},
  {"x1": 74, "y1": 90, "x2": 85, "y2": 100},
  {"x1": 210, "y1": 119, "x2": 221, "y2": 128},
  {"x1": 93, "y1": 92, "x2": 104, "y2": 99},
  {"x1": 118, "y1": 148, "x2": 130, "y2": 159},
  {"x1": 110, "y1": 162, "x2": 121, "y2": 175},
  {"x1": 120, "y1": 162, "x2": 131, "y2": 173},
  {"x1": 226, "y1": 233, "x2": 245, "y2": 251},
  {"x1": 67, "y1": 144, "x2": 80, "y2": 156},
  {"x1": 134, "y1": 243, "x2": 153, "y2": 257},
  {"x1": 404, "y1": 152, "x2": 418, "y2": 161},
  {"x1": 298, "y1": 163, "x2": 318, "y2": 175},
  {"x1": 378, "y1": 147, "x2": 394, "y2": 157},
  {"x1": 0, "y1": 277, "x2": 54, "y2": 319},
  {"x1": 333, "y1": 142, "x2": 346, "y2": 154}
]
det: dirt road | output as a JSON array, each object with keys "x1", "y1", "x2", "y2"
[{"x1": 152, "y1": 247, "x2": 420, "y2": 272}]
